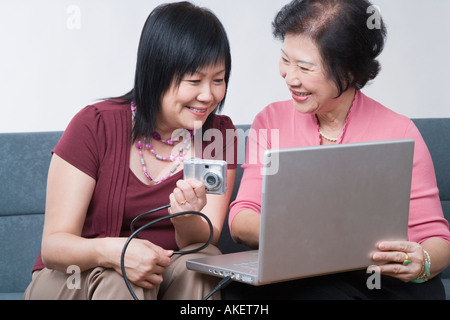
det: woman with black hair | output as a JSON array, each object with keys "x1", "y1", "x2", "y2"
[
  {"x1": 24, "y1": 2, "x2": 236, "y2": 300},
  {"x1": 228, "y1": 0, "x2": 450, "y2": 299}
]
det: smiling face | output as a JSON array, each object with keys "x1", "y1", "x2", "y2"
[
  {"x1": 279, "y1": 33, "x2": 349, "y2": 116},
  {"x1": 157, "y1": 63, "x2": 227, "y2": 136}
]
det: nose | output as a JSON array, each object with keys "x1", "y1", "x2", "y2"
[
  {"x1": 197, "y1": 84, "x2": 214, "y2": 104},
  {"x1": 280, "y1": 64, "x2": 302, "y2": 88}
]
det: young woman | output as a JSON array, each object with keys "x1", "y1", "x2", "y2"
[{"x1": 25, "y1": 2, "x2": 236, "y2": 300}]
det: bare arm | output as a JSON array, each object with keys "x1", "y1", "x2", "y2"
[
  {"x1": 41, "y1": 154, "x2": 99, "y2": 271},
  {"x1": 41, "y1": 154, "x2": 172, "y2": 289}
]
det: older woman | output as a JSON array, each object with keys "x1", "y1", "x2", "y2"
[
  {"x1": 228, "y1": 0, "x2": 450, "y2": 299},
  {"x1": 24, "y1": 2, "x2": 236, "y2": 300}
]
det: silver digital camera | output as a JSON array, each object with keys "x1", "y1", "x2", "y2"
[{"x1": 183, "y1": 158, "x2": 227, "y2": 194}]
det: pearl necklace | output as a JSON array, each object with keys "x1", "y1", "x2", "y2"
[
  {"x1": 316, "y1": 91, "x2": 356, "y2": 144},
  {"x1": 319, "y1": 130, "x2": 339, "y2": 142},
  {"x1": 131, "y1": 102, "x2": 193, "y2": 184}
]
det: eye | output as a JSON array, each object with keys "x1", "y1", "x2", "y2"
[
  {"x1": 188, "y1": 80, "x2": 201, "y2": 85},
  {"x1": 281, "y1": 57, "x2": 290, "y2": 64},
  {"x1": 213, "y1": 78, "x2": 225, "y2": 84}
]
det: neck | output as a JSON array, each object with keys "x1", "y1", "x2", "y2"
[
  {"x1": 152, "y1": 121, "x2": 174, "y2": 141},
  {"x1": 316, "y1": 88, "x2": 356, "y2": 131},
  {"x1": 154, "y1": 129, "x2": 175, "y2": 141},
  {"x1": 152, "y1": 127, "x2": 194, "y2": 145}
]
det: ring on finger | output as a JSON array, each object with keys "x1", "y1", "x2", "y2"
[
  {"x1": 179, "y1": 200, "x2": 188, "y2": 205},
  {"x1": 403, "y1": 252, "x2": 411, "y2": 265}
]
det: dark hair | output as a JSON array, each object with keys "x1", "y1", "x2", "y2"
[
  {"x1": 273, "y1": 0, "x2": 386, "y2": 97},
  {"x1": 115, "y1": 1, "x2": 231, "y2": 141}
]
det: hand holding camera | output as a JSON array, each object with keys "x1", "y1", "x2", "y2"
[
  {"x1": 169, "y1": 179, "x2": 207, "y2": 213},
  {"x1": 168, "y1": 159, "x2": 227, "y2": 215},
  {"x1": 183, "y1": 158, "x2": 227, "y2": 195}
]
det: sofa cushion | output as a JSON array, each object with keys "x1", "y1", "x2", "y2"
[
  {"x1": 413, "y1": 119, "x2": 450, "y2": 283},
  {"x1": 0, "y1": 131, "x2": 62, "y2": 297},
  {"x1": 0, "y1": 132, "x2": 61, "y2": 216}
]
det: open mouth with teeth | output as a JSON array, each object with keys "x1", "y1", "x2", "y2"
[
  {"x1": 187, "y1": 106, "x2": 208, "y2": 115},
  {"x1": 292, "y1": 91, "x2": 312, "y2": 102}
]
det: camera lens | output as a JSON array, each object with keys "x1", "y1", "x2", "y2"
[{"x1": 204, "y1": 172, "x2": 221, "y2": 190}]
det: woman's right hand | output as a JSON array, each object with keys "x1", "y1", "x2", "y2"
[
  {"x1": 43, "y1": 155, "x2": 173, "y2": 290},
  {"x1": 106, "y1": 238, "x2": 173, "y2": 289}
]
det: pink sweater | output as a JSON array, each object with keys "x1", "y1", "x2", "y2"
[{"x1": 229, "y1": 90, "x2": 450, "y2": 245}]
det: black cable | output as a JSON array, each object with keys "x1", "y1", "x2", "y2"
[
  {"x1": 120, "y1": 204, "x2": 216, "y2": 300},
  {"x1": 130, "y1": 204, "x2": 171, "y2": 236},
  {"x1": 202, "y1": 275, "x2": 233, "y2": 300}
]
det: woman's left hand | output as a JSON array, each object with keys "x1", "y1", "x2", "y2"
[
  {"x1": 168, "y1": 179, "x2": 207, "y2": 215},
  {"x1": 372, "y1": 241, "x2": 424, "y2": 282}
]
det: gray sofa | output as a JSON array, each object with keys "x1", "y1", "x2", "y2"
[{"x1": 1, "y1": 119, "x2": 449, "y2": 300}]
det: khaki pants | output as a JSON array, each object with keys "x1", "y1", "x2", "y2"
[{"x1": 24, "y1": 244, "x2": 221, "y2": 300}]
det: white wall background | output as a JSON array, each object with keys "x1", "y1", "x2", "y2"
[{"x1": 1, "y1": 0, "x2": 449, "y2": 133}]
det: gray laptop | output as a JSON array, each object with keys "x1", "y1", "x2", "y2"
[{"x1": 186, "y1": 140, "x2": 414, "y2": 286}]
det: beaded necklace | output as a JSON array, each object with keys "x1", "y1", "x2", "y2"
[
  {"x1": 131, "y1": 102, "x2": 193, "y2": 184},
  {"x1": 319, "y1": 130, "x2": 339, "y2": 142}
]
